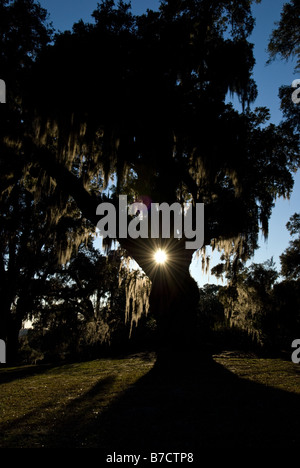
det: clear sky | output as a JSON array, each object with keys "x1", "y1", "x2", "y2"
[{"x1": 37, "y1": 0, "x2": 299, "y2": 286}]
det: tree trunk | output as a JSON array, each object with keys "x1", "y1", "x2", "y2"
[
  {"x1": 122, "y1": 236, "x2": 202, "y2": 368},
  {"x1": 150, "y1": 265, "x2": 199, "y2": 352}
]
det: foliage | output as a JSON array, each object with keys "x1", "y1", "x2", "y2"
[
  {"x1": 197, "y1": 284, "x2": 225, "y2": 330},
  {"x1": 20, "y1": 0, "x2": 299, "y2": 271},
  {"x1": 269, "y1": 278, "x2": 300, "y2": 351},
  {"x1": 218, "y1": 259, "x2": 278, "y2": 346},
  {"x1": 217, "y1": 213, "x2": 300, "y2": 353},
  {"x1": 280, "y1": 212, "x2": 300, "y2": 280},
  {"x1": 0, "y1": 166, "x2": 94, "y2": 361},
  {"x1": 0, "y1": 0, "x2": 53, "y2": 360},
  {"x1": 267, "y1": 0, "x2": 300, "y2": 134},
  {"x1": 0, "y1": 0, "x2": 53, "y2": 195},
  {"x1": 267, "y1": 0, "x2": 300, "y2": 71},
  {"x1": 210, "y1": 3, "x2": 300, "y2": 354},
  {"x1": 21, "y1": 244, "x2": 156, "y2": 363}
]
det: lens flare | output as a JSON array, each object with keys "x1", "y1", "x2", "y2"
[{"x1": 154, "y1": 249, "x2": 167, "y2": 265}]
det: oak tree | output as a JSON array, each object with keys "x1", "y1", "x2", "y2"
[{"x1": 2, "y1": 0, "x2": 299, "y2": 360}]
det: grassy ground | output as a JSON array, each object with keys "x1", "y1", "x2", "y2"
[{"x1": 0, "y1": 350, "x2": 300, "y2": 453}]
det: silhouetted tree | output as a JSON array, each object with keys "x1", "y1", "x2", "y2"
[
  {"x1": 0, "y1": 178, "x2": 96, "y2": 362},
  {"x1": 267, "y1": 0, "x2": 300, "y2": 71},
  {"x1": 270, "y1": 279, "x2": 300, "y2": 352},
  {"x1": 218, "y1": 213, "x2": 300, "y2": 353},
  {"x1": 218, "y1": 259, "x2": 278, "y2": 347},
  {"x1": 2, "y1": 0, "x2": 300, "y2": 361},
  {"x1": 24, "y1": 243, "x2": 132, "y2": 362},
  {"x1": 267, "y1": 213, "x2": 300, "y2": 351},
  {"x1": 0, "y1": 0, "x2": 54, "y2": 361},
  {"x1": 198, "y1": 284, "x2": 225, "y2": 330},
  {"x1": 280, "y1": 213, "x2": 300, "y2": 280},
  {"x1": 267, "y1": 0, "x2": 300, "y2": 133}
]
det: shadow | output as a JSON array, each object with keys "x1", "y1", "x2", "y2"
[
  {"x1": 0, "y1": 351, "x2": 156, "y2": 385},
  {"x1": 0, "y1": 376, "x2": 116, "y2": 448},
  {"x1": 2, "y1": 353, "x2": 300, "y2": 451},
  {"x1": 39, "y1": 353, "x2": 300, "y2": 453},
  {"x1": 44, "y1": 375, "x2": 117, "y2": 448},
  {"x1": 0, "y1": 363, "x2": 61, "y2": 385}
]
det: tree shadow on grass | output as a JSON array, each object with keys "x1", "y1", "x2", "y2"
[
  {"x1": 43, "y1": 353, "x2": 300, "y2": 453},
  {"x1": 2, "y1": 353, "x2": 300, "y2": 451},
  {"x1": 0, "y1": 363, "x2": 56, "y2": 384},
  {"x1": 0, "y1": 375, "x2": 116, "y2": 448}
]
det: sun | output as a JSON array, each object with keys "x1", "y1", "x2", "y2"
[{"x1": 154, "y1": 249, "x2": 167, "y2": 265}]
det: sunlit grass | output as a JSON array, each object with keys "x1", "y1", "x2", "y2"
[
  {"x1": 0, "y1": 354, "x2": 155, "y2": 448},
  {"x1": 213, "y1": 352, "x2": 300, "y2": 394}
]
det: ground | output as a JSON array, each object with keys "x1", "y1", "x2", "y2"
[{"x1": 0, "y1": 351, "x2": 300, "y2": 453}]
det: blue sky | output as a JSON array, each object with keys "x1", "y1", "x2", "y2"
[{"x1": 37, "y1": 0, "x2": 299, "y2": 286}]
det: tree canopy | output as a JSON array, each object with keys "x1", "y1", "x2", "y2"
[
  {"x1": 267, "y1": 0, "x2": 300, "y2": 71},
  {"x1": 268, "y1": 0, "x2": 300, "y2": 133},
  {"x1": 10, "y1": 0, "x2": 297, "y2": 272}
]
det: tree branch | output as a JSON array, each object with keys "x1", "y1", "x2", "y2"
[{"x1": 27, "y1": 141, "x2": 102, "y2": 226}]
